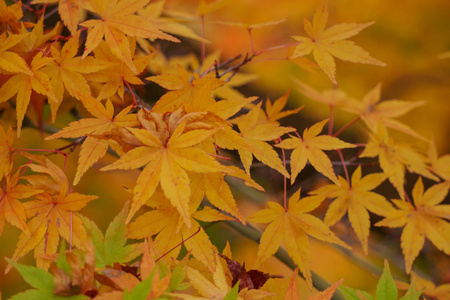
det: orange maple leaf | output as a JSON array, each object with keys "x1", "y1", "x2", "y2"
[
  {"x1": 376, "y1": 178, "x2": 450, "y2": 274},
  {"x1": 7, "y1": 156, "x2": 97, "y2": 272},
  {"x1": 276, "y1": 119, "x2": 355, "y2": 185},
  {"x1": 310, "y1": 166, "x2": 394, "y2": 254},
  {"x1": 79, "y1": 0, "x2": 179, "y2": 73},
  {"x1": 0, "y1": 125, "x2": 14, "y2": 181},
  {"x1": 0, "y1": 0, "x2": 28, "y2": 33},
  {"x1": 292, "y1": 3, "x2": 385, "y2": 84},
  {"x1": 249, "y1": 189, "x2": 349, "y2": 288},
  {"x1": 0, "y1": 170, "x2": 43, "y2": 237}
]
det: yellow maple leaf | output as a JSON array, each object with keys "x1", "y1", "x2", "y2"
[
  {"x1": 0, "y1": 51, "x2": 57, "y2": 136},
  {"x1": 138, "y1": 0, "x2": 208, "y2": 43},
  {"x1": 310, "y1": 166, "x2": 394, "y2": 254},
  {"x1": 101, "y1": 109, "x2": 232, "y2": 227},
  {"x1": 234, "y1": 102, "x2": 295, "y2": 177},
  {"x1": 375, "y1": 177, "x2": 450, "y2": 274},
  {"x1": 173, "y1": 253, "x2": 232, "y2": 299},
  {"x1": 360, "y1": 127, "x2": 438, "y2": 199},
  {"x1": 292, "y1": 3, "x2": 385, "y2": 84},
  {"x1": 428, "y1": 140, "x2": 450, "y2": 182},
  {"x1": 32, "y1": 0, "x2": 80, "y2": 34},
  {"x1": 293, "y1": 79, "x2": 348, "y2": 108},
  {"x1": 46, "y1": 94, "x2": 139, "y2": 185},
  {"x1": 249, "y1": 188, "x2": 349, "y2": 288},
  {"x1": 79, "y1": 0, "x2": 178, "y2": 74},
  {"x1": 42, "y1": 32, "x2": 115, "y2": 119},
  {"x1": 84, "y1": 38, "x2": 153, "y2": 100},
  {"x1": 276, "y1": 119, "x2": 355, "y2": 185},
  {"x1": 396, "y1": 272, "x2": 450, "y2": 300},
  {"x1": 147, "y1": 64, "x2": 225, "y2": 113},
  {"x1": 343, "y1": 83, "x2": 426, "y2": 139},
  {"x1": 127, "y1": 193, "x2": 228, "y2": 272},
  {"x1": 0, "y1": 32, "x2": 32, "y2": 75}
]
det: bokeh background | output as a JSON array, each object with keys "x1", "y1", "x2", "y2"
[{"x1": 1, "y1": 0, "x2": 450, "y2": 298}]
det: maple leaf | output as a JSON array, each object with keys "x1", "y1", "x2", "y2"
[
  {"x1": 46, "y1": 95, "x2": 139, "y2": 185},
  {"x1": 0, "y1": 50, "x2": 57, "y2": 136},
  {"x1": 81, "y1": 202, "x2": 142, "y2": 268},
  {"x1": 147, "y1": 64, "x2": 225, "y2": 113},
  {"x1": 0, "y1": 125, "x2": 14, "y2": 181},
  {"x1": 263, "y1": 91, "x2": 303, "y2": 125},
  {"x1": 308, "y1": 278, "x2": 344, "y2": 300},
  {"x1": 0, "y1": 32, "x2": 33, "y2": 75},
  {"x1": 101, "y1": 109, "x2": 232, "y2": 227},
  {"x1": 138, "y1": 0, "x2": 208, "y2": 43},
  {"x1": 342, "y1": 83, "x2": 426, "y2": 139},
  {"x1": 0, "y1": 0, "x2": 28, "y2": 33},
  {"x1": 339, "y1": 260, "x2": 422, "y2": 300},
  {"x1": 84, "y1": 38, "x2": 153, "y2": 100},
  {"x1": 32, "y1": 0, "x2": 81, "y2": 34},
  {"x1": 0, "y1": 170, "x2": 43, "y2": 237},
  {"x1": 11, "y1": 17, "x2": 62, "y2": 56},
  {"x1": 292, "y1": 3, "x2": 385, "y2": 84},
  {"x1": 428, "y1": 140, "x2": 450, "y2": 182},
  {"x1": 5, "y1": 258, "x2": 90, "y2": 300},
  {"x1": 42, "y1": 32, "x2": 115, "y2": 120},
  {"x1": 375, "y1": 178, "x2": 450, "y2": 273},
  {"x1": 51, "y1": 239, "x2": 97, "y2": 297},
  {"x1": 172, "y1": 253, "x2": 236, "y2": 300},
  {"x1": 360, "y1": 127, "x2": 438, "y2": 199},
  {"x1": 293, "y1": 79, "x2": 348, "y2": 108},
  {"x1": 79, "y1": 0, "x2": 179, "y2": 74},
  {"x1": 310, "y1": 166, "x2": 394, "y2": 254},
  {"x1": 7, "y1": 156, "x2": 97, "y2": 272},
  {"x1": 233, "y1": 102, "x2": 294, "y2": 177},
  {"x1": 397, "y1": 272, "x2": 449, "y2": 300},
  {"x1": 276, "y1": 119, "x2": 355, "y2": 185},
  {"x1": 127, "y1": 190, "x2": 231, "y2": 272},
  {"x1": 249, "y1": 188, "x2": 349, "y2": 288},
  {"x1": 219, "y1": 254, "x2": 283, "y2": 291}
]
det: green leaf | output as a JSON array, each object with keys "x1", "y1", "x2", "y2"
[
  {"x1": 376, "y1": 260, "x2": 398, "y2": 300},
  {"x1": 223, "y1": 281, "x2": 239, "y2": 300},
  {"x1": 80, "y1": 215, "x2": 106, "y2": 267},
  {"x1": 9, "y1": 289, "x2": 88, "y2": 300},
  {"x1": 104, "y1": 202, "x2": 130, "y2": 265},
  {"x1": 5, "y1": 258, "x2": 55, "y2": 292},
  {"x1": 399, "y1": 279, "x2": 422, "y2": 300},
  {"x1": 339, "y1": 286, "x2": 361, "y2": 300},
  {"x1": 128, "y1": 269, "x2": 156, "y2": 300},
  {"x1": 169, "y1": 255, "x2": 189, "y2": 291}
]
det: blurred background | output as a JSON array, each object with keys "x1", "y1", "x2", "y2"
[{"x1": 1, "y1": 0, "x2": 450, "y2": 298}]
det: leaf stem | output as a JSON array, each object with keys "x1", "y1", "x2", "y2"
[{"x1": 333, "y1": 116, "x2": 361, "y2": 138}]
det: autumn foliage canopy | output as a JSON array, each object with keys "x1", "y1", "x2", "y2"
[{"x1": 0, "y1": 0, "x2": 449, "y2": 299}]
